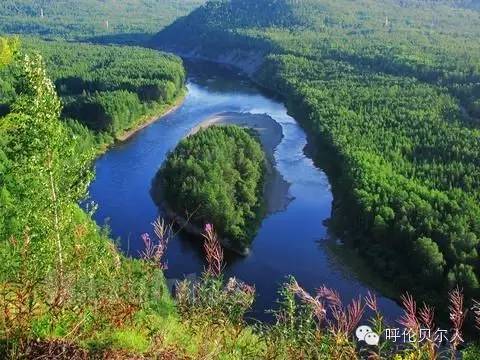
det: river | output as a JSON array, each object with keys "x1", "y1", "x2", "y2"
[{"x1": 88, "y1": 60, "x2": 402, "y2": 322}]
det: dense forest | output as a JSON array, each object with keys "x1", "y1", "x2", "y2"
[
  {"x1": 0, "y1": 38, "x2": 185, "y2": 143},
  {"x1": 3, "y1": 0, "x2": 480, "y2": 358},
  {"x1": 153, "y1": 0, "x2": 480, "y2": 305},
  {"x1": 0, "y1": 0, "x2": 204, "y2": 40},
  {"x1": 160, "y1": 126, "x2": 266, "y2": 251}
]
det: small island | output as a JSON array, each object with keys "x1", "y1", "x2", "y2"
[
  {"x1": 154, "y1": 113, "x2": 291, "y2": 255},
  {"x1": 158, "y1": 124, "x2": 266, "y2": 254}
]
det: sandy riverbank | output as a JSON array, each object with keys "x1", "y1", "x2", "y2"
[
  {"x1": 189, "y1": 111, "x2": 293, "y2": 215},
  {"x1": 116, "y1": 93, "x2": 186, "y2": 142}
]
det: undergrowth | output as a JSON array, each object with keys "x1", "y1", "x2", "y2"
[{"x1": 4, "y1": 216, "x2": 480, "y2": 359}]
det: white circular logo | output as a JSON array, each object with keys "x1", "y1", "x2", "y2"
[
  {"x1": 364, "y1": 332, "x2": 380, "y2": 346},
  {"x1": 355, "y1": 325, "x2": 372, "y2": 341}
]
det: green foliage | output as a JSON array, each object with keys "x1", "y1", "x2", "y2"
[
  {"x1": 0, "y1": 37, "x2": 19, "y2": 67},
  {"x1": 462, "y1": 343, "x2": 480, "y2": 360},
  {"x1": 1, "y1": 38, "x2": 185, "y2": 139},
  {"x1": 161, "y1": 126, "x2": 266, "y2": 250},
  {"x1": 0, "y1": 53, "x2": 94, "y2": 269},
  {"x1": 0, "y1": 53, "x2": 101, "y2": 340},
  {"x1": 176, "y1": 275, "x2": 255, "y2": 329},
  {"x1": 0, "y1": 37, "x2": 19, "y2": 116},
  {"x1": 183, "y1": 0, "x2": 312, "y2": 29},
  {"x1": 96, "y1": 328, "x2": 150, "y2": 353},
  {"x1": 64, "y1": 90, "x2": 144, "y2": 134},
  {"x1": 171, "y1": 273, "x2": 266, "y2": 359},
  {"x1": 4, "y1": 1, "x2": 480, "y2": 357},
  {"x1": 265, "y1": 277, "x2": 330, "y2": 359},
  {"x1": 0, "y1": 50, "x2": 477, "y2": 357},
  {"x1": 447, "y1": 263, "x2": 480, "y2": 293},
  {"x1": 412, "y1": 237, "x2": 445, "y2": 284},
  {"x1": 155, "y1": 0, "x2": 480, "y2": 303},
  {"x1": 0, "y1": 0, "x2": 204, "y2": 39},
  {"x1": 0, "y1": 49, "x2": 178, "y2": 360}
]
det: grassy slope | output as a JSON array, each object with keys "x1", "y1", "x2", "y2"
[{"x1": 0, "y1": 1, "x2": 187, "y2": 352}]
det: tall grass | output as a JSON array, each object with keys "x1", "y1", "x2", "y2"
[{"x1": 2, "y1": 217, "x2": 480, "y2": 359}]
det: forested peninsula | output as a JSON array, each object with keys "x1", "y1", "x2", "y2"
[{"x1": 0, "y1": 38, "x2": 186, "y2": 148}]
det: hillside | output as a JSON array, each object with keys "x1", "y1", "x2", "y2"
[
  {"x1": 0, "y1": 0, "x2": 205, "y2": 39},
  {"x1": 152, "y1": 0, "x2": 480, "y2": 307},
  {"x1": 3, "y1": 0, "x2": 480, "y2": 358},
  {"x1": 0, "y1": 38, "x2": 185, "y2": 146}
]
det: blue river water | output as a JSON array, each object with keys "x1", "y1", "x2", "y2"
[{"x1": 88, "y1": 60, "x2": 403, "y2": 321}]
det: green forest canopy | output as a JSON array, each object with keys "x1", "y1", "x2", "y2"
[
  {"x1": 161, "y1": 125, "x2": 266, "y2": 250},
  {"x1": 153, "y1": 0, "x2": 480, "y2": 304},
  {"x1": 0, "y1": 38, "x2": 185, "y2": 140},
  {"x1": 0, "y1": 0, "x2": 205, "y2": 39}
]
